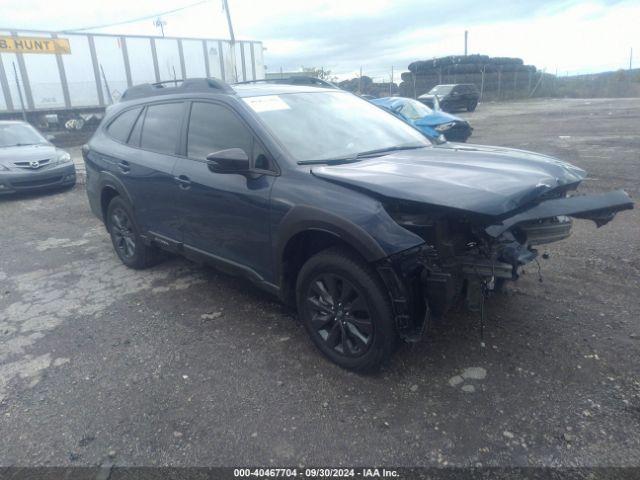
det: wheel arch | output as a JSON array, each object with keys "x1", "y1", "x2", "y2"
[
  {"x1": 275, "y1": 206, "x2": 389, "y2": 307},
  {"x1": 97, "y1": 172, "x2": 134, "y2": 225}
]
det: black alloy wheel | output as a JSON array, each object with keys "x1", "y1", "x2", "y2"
[
  {"x1": 106, "y1": 196, "x2": 160, "y2": 269},
  {"x1": 110, "y1": 206, "x2": 136, "y2": 259},
  {"x1": 306, "y1": 273, "x2": 374, "y2": 357},
  {"x1": 296, "y1": 247, "x2": 396, "y2": 372}
]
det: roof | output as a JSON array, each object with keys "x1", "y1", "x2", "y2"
[
  {"x1": 118, "y1": 77, "x2": 339, "y2": 103},
  {"x1": 232, "y1": 83, "x2": 335, "y2": 97}
]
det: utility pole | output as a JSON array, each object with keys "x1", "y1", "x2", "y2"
[
  {"x1": 464, "y1": 30, "x2": 468, "y2": 56},
  {"x1": 221, "y1": 0, "x2": 238, "y2": 82}
]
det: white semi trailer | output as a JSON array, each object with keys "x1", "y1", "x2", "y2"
[{"x1": 0, "y1": 28, "x2": 264, "y2": 127}]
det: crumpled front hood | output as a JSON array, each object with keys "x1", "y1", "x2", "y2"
[
  {"x1": 0, "y1": 144, "x2": 57, "y2": 167},
  {"x1": 311, "y1": 146, "x2": 586, "y2": 217},
  {"x1": 414, "y1": 110, "x2": 463, "y2": 127}
]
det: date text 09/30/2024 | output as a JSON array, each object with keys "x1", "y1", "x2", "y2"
[{"x1": 233, "y1": 468, "x2": 399, "y2": 478}]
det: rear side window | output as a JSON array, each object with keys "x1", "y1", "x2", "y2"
[
  {"x1": 128, "y1": 108, "x2": 145, "y2": 147},
  {"x1": 140, "y1": 102, "x2": 184, "y2": 155},
  {"x1": 107, "y1": 107, "x2": 142, "y2": 143},
  {"x1": 187, "y1": 102, "x2": 252, "y2": 160}
]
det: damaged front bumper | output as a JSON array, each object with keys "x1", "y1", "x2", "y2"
[
  {"x1": 378, "y1": 189, "x2": 634, "y2": 341},
  {"x1": 485, "y1": 190, "x2": 633, "y2": 237}
]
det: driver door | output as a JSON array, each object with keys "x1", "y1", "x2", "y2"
[{"x1": 172, "y1": 101, "x2": 277, "y2": 282}]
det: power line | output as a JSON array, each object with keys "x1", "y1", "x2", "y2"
[{"x1": 61, "y1": 0, "x2": 211, "y2": 33}]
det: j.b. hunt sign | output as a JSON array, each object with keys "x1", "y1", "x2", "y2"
[{"x1": 0, "y1": 35, "x2": 71, "y2": 54}]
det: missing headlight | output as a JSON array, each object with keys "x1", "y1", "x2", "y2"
[{"x1": 435, "y1": 122, "x2": 456, "y2": 132}]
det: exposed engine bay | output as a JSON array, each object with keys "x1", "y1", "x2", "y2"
[
  {"x1": 311, "y1": 144, "x2": 634, "y2": 341},
  {"x1": 379, "y1": 189, "x2": 633, "y2": 340}
]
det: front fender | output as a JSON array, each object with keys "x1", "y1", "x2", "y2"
[
  {"x1": 269, "y1": 171, "x2": 426, "y2": 286},
  {"x1": 275, "y1": 205, "x2": 388, "y2": 264}
]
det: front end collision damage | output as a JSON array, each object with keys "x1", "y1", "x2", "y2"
[
  {"x1": 304, "y1": 146, "x2": 633, "y2": 341},
  {"x1": 374, "y1": 189, "x2": 634, "y2": 341}
]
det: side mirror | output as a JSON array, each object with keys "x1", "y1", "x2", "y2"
[{"x1": 206, "y1": 148, "x2": 250, "y2": 173}]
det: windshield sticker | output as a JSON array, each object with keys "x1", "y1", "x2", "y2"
[{"x1": 243, "y1": 96, "x2": 291, "y2": 112}]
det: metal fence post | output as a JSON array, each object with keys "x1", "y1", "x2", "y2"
[
  {"x1": 0, "y1": 54, "x2": 14, "y2": 111},
  {"x1": 12, "y1": 62, "x2": 27, "y2": 121}
]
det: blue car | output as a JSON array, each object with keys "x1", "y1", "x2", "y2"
[{"x1": 371, "y1": 96, "x2": 473, "y2": 142}]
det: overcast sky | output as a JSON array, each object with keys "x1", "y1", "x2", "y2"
[{"x1": 3, "y1": 0, "x2": 638, "y2": 81}]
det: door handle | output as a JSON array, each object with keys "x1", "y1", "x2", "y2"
[
  {"x1": 117, "y1": 160, "x2": 130, "y2": 173},
  {"x1": 175, "y1": 175, "x2": 192, "y2": 190}
]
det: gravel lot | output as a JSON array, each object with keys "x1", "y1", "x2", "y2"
[{"x1": 1, "y1": 98, "x2": 638, "y2": 468}]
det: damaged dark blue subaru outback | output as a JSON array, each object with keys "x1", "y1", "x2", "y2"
[{"x1": 84, "y1": 78, "x2": 633, "y2": 372}]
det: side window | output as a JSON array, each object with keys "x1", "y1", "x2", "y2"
[
  {"x1": 106, "y1": 107, "x2": 142, "y2": 143},
  {"x1": 140, "y1": 102, "x2": 184, "y2": 155},
  {"x1": 127, "y1": 108, "x2": 145, "y2": 147},
  {"x1": 187, "y1": 102, "x2": 253, "y2": 161}
]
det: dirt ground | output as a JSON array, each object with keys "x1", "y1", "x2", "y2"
[{"x1": 0, "y1": 98, "x2": 638, "y2": 468}]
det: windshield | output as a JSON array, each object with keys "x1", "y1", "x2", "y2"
[
  {"x1": 0, "y1": 123, "x2": 47, "y2": 148},
  {"x1": 397, "y1": 98, "x2": 433, "y2": 120},
  {"x1": 243, "y1": 91, "x2": 429, "y2": 162},
  {"x1": 429, "y1": 85, "x2": 454, "y2": 95}
]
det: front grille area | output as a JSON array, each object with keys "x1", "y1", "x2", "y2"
[
  {"x1": 14, "y1": 158, "x2": 51, "y2": 169},
  {"x1": 11, "y1": 176, "x2": 62, "y2": 188},
  {"x1": 519, "y1": 216, "x2": 573, "y2": 245}
]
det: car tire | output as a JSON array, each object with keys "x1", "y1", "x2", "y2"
[
  {"x1": 296, "y1": 247, "x2": 396, "y2": 372},
  {"x1": 467, "y1": 102, "x2": 477, "y2": 112},
  {"x1": 106, "y1": 196, "x2": 160, "y2": 269}
]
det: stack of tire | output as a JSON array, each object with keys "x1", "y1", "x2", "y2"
[{"x1": 399, "y1": 55, "x2": 537, "y2": 99}]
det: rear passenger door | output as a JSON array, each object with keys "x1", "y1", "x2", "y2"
[
  {"x1": 172, "y1": 100, "x2": 277, "y2": 283},
  {"x1": 122, "y1": 101, "x2": 186, "y2": 242}
]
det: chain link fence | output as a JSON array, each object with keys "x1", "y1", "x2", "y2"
[{"x1": 399, "y1": 67, "x2": 640, "y2": 101}]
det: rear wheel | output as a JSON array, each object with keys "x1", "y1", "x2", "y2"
[
  {"x1": 106, "y1": 196, "x2": 160, "y2": 269},
  {"x1": 296, "y1": 247, "x2": 396, "y2": 372},
  {"x1": 467, "y1": 101, "x2": 478, "y2": 112}
]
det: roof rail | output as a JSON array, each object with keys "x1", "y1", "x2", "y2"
[
  {"x1": 233, "y1": 76, "x2": 339, "y2": 89},
  {"x1": 120, "y1": 77, "x2": 234, "y2": 101}
]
